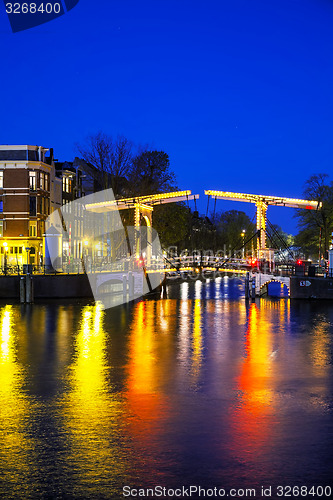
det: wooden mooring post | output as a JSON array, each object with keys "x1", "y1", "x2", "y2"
[
  {"x1": 20, "y1": 274, "x2": 34, "y2": 303},
  {"x1": 19, "y1": 276, "x2": 26, "y2": 304},
  {"x1": 251, "y1": 277, "x2": 256, "y2": 300},
  {"x1": 245, "y1": 272, "x2": 250, "y2": 300}
]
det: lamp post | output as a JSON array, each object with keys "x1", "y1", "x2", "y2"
[
  {"x1": 3, "y1": 242, "x2": 8, "y2": 275},
  {"x1": 25, "y1": 246, "x2": 31, "y2": 273},
  {"x1": 83, "y1": 239, "x2": 89, "y2": 272},
  {"x1": 241, "y1": 230, "x2": 246, "y2": 259}
]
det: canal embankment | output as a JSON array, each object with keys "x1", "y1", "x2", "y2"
[{"x1": 0, "y1": 274, "x2": 93, "y2": 300}]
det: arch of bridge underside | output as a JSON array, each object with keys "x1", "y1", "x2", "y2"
[{"x1": 259, "y1": 278, "x2": 290, "y2": 296}]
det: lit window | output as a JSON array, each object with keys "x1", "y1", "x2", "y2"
[
  {"x1": 0, "y1": 221, "x2": 3, "y2": 237},
  {"x1": 62, "y1": 176, "x2": 72, "y2": 193},
  {"x1": 29, "y1": 222, "x2": 37, "y2": 237},
  {"x1": 29, "y1": 171, "x2": 37, "y2": 191},
  {"x1": 0, "y1": 200, "x2": 3, "y2": 213},
  {"x1": 40, "y1": 172, "x2": 45, "y2": 190},
  {"x1": 0, "y1": 171, "x2": 3, "y2": 189}
]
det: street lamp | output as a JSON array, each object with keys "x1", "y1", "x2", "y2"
[
  {"x1": 25, "y1": 246, "x2": 31, "y2": 273},
  {"x1": 241, "y1": 230, "x2": 246, "y2": 259},
  {"x1": 3, "y1": 242, "x2": 8, "y2": 275},
  {"x1": 83, "y1": 239, "x2": 89, "y2": 272}
]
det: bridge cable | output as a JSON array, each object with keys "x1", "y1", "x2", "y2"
[
  {"x1": 218, "y1": 230, "x2": 260, "y2": 268},
  {"x1": 206, "y1": 194, "x2": 210, "y2": 217},
  {"x1": 265, "y1": 218, "x2": 294, "y2": 262},
  {"x1": 212, "y1": 196, "x2": 217, "y2": 221}
]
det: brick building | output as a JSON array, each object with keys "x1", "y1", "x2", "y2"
[{"x1": 0, "y1": 145, "x2": 62, "y2": 268}]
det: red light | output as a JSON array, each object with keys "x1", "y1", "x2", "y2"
[{"x1": 296, "y1": 259, "x2": 303, "y2": 265}]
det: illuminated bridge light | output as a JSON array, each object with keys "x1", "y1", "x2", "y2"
[
  {"x1": 205, "y1": 189, "x2": 321, "y2": 250},
  {"x1": 86, "y1": 190, "x2": 198, "y2": 212},
  {"x1": 204, "y1": 190, "x2": 321, "y2": 209}
]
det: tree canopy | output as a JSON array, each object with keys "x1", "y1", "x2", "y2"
[
  {"x1": 76, "y1": 132, "x2": 188, "y2": 248},
  {"x1": 213, "y1": 210, "x2": 256, "y2": 253},
  {"x1": 294, "y1": 174, "x2": 333, "y2": 259},
  {"x1": 128, "y1": 150, "x2": 177, "y2": 196}
]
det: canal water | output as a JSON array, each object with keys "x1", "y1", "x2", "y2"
[{"x1": 0, "y1": 277, "x2": 332, "y2": 499}]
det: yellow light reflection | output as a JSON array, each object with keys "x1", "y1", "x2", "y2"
[
  {"x1": 191, "y1": 299, "x2": 203, "y2": 382},
  {"x1": 0, "y1": 305, "x2": 35, "y2": 493},
  {"x1": 311, "y1": 319, "x2": 330, "y2": 369},
  {"x1": 0, "y1": 307, "x2": 12, "y2": 362},
  {"x1": 177, "y1": 297, "x2": 204, "y2": 386},
  {"x1": 178, "y1": 300, "x2": 191, "y2": 366},
  {"x1": 63, "y1": 302, "x2": 126, "y2": 494}
]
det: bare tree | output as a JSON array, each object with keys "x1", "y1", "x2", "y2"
[{"x1": 76, "y1": 132, "x2": 133, "y2": 196}]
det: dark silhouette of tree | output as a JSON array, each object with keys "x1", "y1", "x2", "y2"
[
  {"x1": 295, "y1": 174, "x2": 333, "y2": 259},
  {"x1": 213, "y1": 210, "x2": 256, "y2": 253},
  {"x1": 128, "y1": 150, "x2": 176, "y2": 196},
  {"x1": 76, "y1": 136, "x2": 190, "y2": 248},
  {"x1": 153, "y1": 203, "x2": 191, "y2": 249},
  {"x1": 76, "y1": 132, "x2": 133, "y2": 196}
]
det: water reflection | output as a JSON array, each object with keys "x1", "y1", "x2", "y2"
[
  {"x1": 126, "y1": 300, "x2": 174, "y2": 437},
  {"x1": 0, "y1": 305, "x2": 37, "y2": 497},
  {"x1": 63, "y1": 302, "x2": 126, "y2": 497},
  {"x1": 231, "y1": 302, "x2": 275, "y2": 464},
  {"x1": 0, "y1": 278, "x2": 332, "y2": 496},
  {"x1": 191, "y1": 299, "x2": 203, "y2": 383}
]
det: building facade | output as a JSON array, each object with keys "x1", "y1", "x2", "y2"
[
  {"x1": 0, "y1": 145, "x2": 62, "y2": 269},
  {"x1": 55, "y1": 158, "x2": 85, "y2": 265}
]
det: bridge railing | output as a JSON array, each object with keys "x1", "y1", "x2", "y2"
[{"x1": 165, "y1": 255, "x2": 249, "y2": 269}]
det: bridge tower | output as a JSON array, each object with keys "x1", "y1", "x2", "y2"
[
  {"x1": 86, "y1": 190, "x2": 199, "y2": 264},
  {"x1": 205, "y1": 190, "x2": 321, "y2": 258}
]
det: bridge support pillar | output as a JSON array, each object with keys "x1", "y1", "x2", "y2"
[
  {"x1": 123, "y1": 274, "x2": 127, "y2": 301},
  {"x1": 245, "y1": 272, "x2": 250, "y2": 300},
  {"x1": 251, "y1": 277, "x2": 256, "y2": 300},
  {"x1": 128, "y1": 271, "x2": 134, "y2": 300}
]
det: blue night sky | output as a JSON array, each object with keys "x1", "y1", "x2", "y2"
[{"x1": 1, "y1": 0, "x2": 333, "y2": 234}]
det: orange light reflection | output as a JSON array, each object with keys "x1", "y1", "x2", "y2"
[{"x1": 231, "y1": 302, "x2": 275, "y2": 457}]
